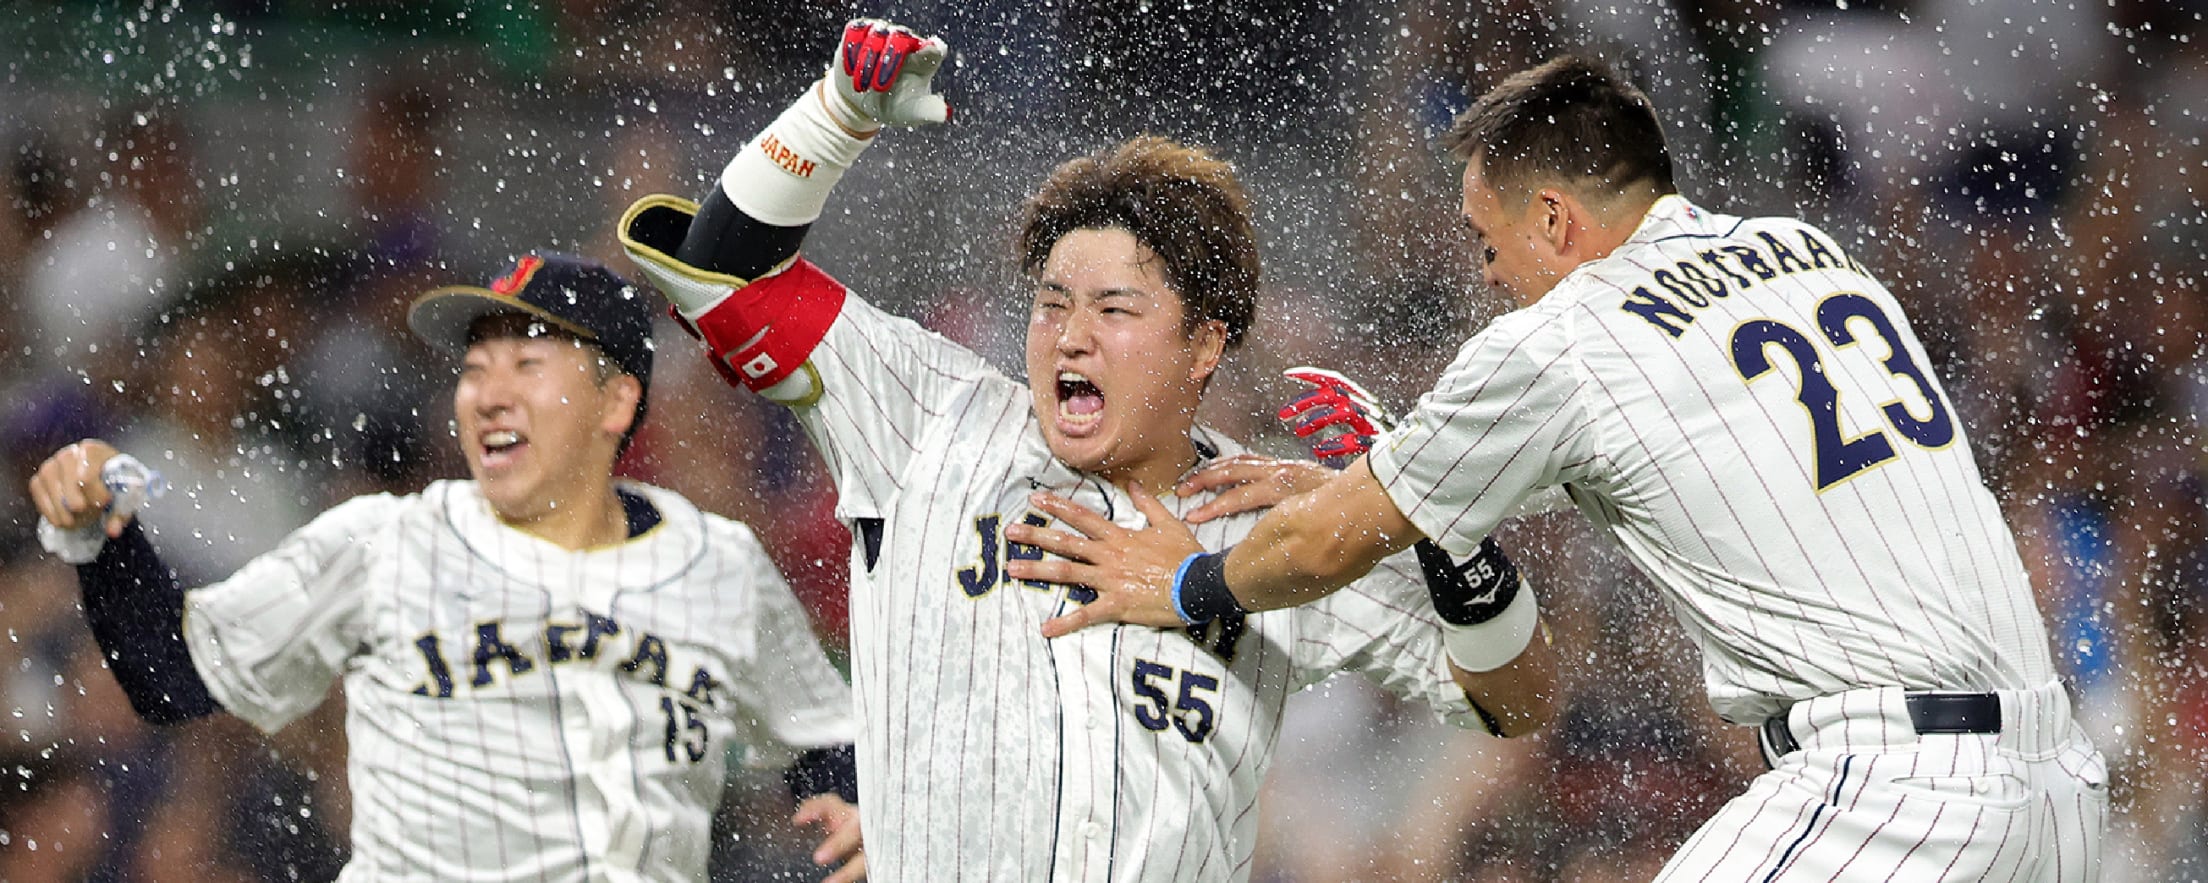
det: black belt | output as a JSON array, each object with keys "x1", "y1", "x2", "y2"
[{"x1": 1761, "y1": 692, "x2": 2002, "y2": 758}]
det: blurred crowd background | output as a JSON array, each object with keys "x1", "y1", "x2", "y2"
[{"x1": 0, "y1": 0, "x2": 2203, "y2": 880}]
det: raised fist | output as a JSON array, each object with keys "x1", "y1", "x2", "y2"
[
  {"x1": 827, "y1": 18, "x2": 951, "y2": 129},
  {"x1": 1278, "y1": 367, "x2": 1394, "y2": 465}
]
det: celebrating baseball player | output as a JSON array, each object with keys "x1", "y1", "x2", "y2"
[
  {"x1": 1012, "y1": 54, "x2": 2109, "y2": 881},
  {"x1": 27, "y1": 254, "x2": 867, "y2": 883},
  {"x1": 614, "y1": 18, "x2": 1559, "y2": 882}
]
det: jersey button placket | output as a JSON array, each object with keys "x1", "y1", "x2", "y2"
[{"x1": 1050, "y1": 622, "x2": 1111, "y2": 881}]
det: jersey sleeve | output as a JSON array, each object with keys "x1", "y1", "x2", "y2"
[
  {"x1": 181, "y1": 494, "x2": 398, "y2": 735},
  {"x1": 1366, "y1": 307, "x2": 1596, "y2": 558},
  {"x1": 715, "y1": 525, "x2": 858, "y2": 768},
  {"x1": 786, "y1": 295, "x2": 1008, "y2": 518},
  {"x1": 1286, "y1": 553, "x2": 1483, "y2": 729}
]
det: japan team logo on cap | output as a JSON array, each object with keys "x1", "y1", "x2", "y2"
[{"x1": 491, "y1": 255, "x2": 546, "y2": 298}]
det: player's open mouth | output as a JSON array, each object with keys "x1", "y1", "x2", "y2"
[
  {"x1": 1056, "y1": 371, "x2": 1105, "y2": 434},
  {"x1": 480, "y1": 429, "x2": 527, "y2": 469}
]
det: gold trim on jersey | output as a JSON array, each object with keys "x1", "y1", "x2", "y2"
[{"x1": 761, "y1": 362, "x2": 826, "y2": 409}]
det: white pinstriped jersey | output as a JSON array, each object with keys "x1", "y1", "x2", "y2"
[
  {"x1": 777, "y1": 294, "x2": 1483, "y2": 883},
  {"x1": 1369, "y1": 195, "x2": 2058, "y2": 726},
  {"x1": 180, "y1": 480, "x2": 856, "y2": 883}
]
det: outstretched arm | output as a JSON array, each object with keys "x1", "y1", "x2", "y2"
[
  {"x1": 619, "y1": 19, "x2": 950, "y2": 399},
  {"x1": 1224, "y1": 367, "x2": 1429, "y2": 605},
  {"x1": 1012, "y1": 468, "x2": 1555, "y2": 733},
  {"x1": 1227, "y1": 456, "x2": 1423, "y2": 606},
  {"x1": 1007, "y1": 457, "x2": 1413, "y2": 629},
  {"x1": 77, "y1": 523, "x2": 222, "y2": 724},
  {"x1": 1274, "y1": 366, "x2": 1557, "y2": 733},
  {"x1": 665, "y1": 17, "x2": 950, "y2": 282},
  {"x1": 28, "y1": 440, "x2": 219, "y2": 725}
]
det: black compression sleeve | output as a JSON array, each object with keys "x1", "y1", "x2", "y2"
[
  {"x1": 783, "y1": 744, "x2": 859, "y2": 804},
  {"x1": 676, "y1": 188, "x2": 812, "y2": 281},
  {"x1": 77, "y1": 521, "x2": 220, "y2": 725}
]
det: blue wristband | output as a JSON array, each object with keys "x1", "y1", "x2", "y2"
[
  {"x1": 1173, "y1": 550, "x2": 1243, "y2": 626},
  {"x1": 1171, "y1": 553, "x2": 1203, "y2": 624}
]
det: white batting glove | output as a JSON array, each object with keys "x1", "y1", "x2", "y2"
[{"x1": 715, "y1": 18, "x2": 951, "y2": 230}]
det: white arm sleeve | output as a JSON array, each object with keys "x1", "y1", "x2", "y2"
[{"x1": 182, "y1": 494, "x2": 397, "y2": 734}]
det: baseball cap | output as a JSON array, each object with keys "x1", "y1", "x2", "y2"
[
  {"x1": 408, "y1": 252, "x2": 656, "y2": 443},
  {"x1": 408, "y1": 252, "x2": 655, "y2": 391}
]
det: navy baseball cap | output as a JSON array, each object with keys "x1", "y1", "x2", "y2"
[{"x1": 408, "y1": 252, "x2": 655, "y2": 392}]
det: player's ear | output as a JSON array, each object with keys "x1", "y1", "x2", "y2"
[
  {"x1": 1535, "y1": 187, "x2": 1571, "y2": 252},
  {"x1": 1187, "y1": 319, "x2": 1227, "y2": 385},
  {"x1": 599, "y1": 374, "x2": 644, "y2": 439}
]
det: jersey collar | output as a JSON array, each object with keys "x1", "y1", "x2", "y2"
[
  {"x1": 437, "y1": 480, "x2": 707, "y2": 596},
  {"x1": 1624, "y1": 193, "x2": 1715, "y2": 245}
]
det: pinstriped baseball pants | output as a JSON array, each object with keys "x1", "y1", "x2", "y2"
[{"x1": 1658, "y1": 681, "x2": 2108, "y2": 882}]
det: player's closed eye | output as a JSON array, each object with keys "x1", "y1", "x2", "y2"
[{"x1": 1459, "y1": 219, "x2": 1495, "y2": 264}]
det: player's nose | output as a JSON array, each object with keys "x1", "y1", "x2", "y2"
[
  {"x1": 1053, "y1": 305, "x2": 1096, "y2": 354},
  {"x1": 467, "y1": 366, "x2": 522, "y2": 414}
]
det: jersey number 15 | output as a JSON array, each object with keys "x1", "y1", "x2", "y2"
[{"x1": 1731, "y1": 292, "x2": 1955, "y2": 490}]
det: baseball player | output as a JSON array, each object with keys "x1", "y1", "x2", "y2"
[
  {"x1": 612, "y1": 19, "x2": 1559, "y2": 881},
  {"x1": 27, "y1": 254, "x2": 867, "y2": 883},
  {"x1": 1015, "y1": 55, "x2": 2110, "y2": 881}
]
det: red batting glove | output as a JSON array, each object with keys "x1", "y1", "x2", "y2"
[
  {"x1": 1279, "y1": 367, "x2": 1395, "y2": 465},
  {"x1": 830, "y1": 18, "x2": 951, "y2": 128}
]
